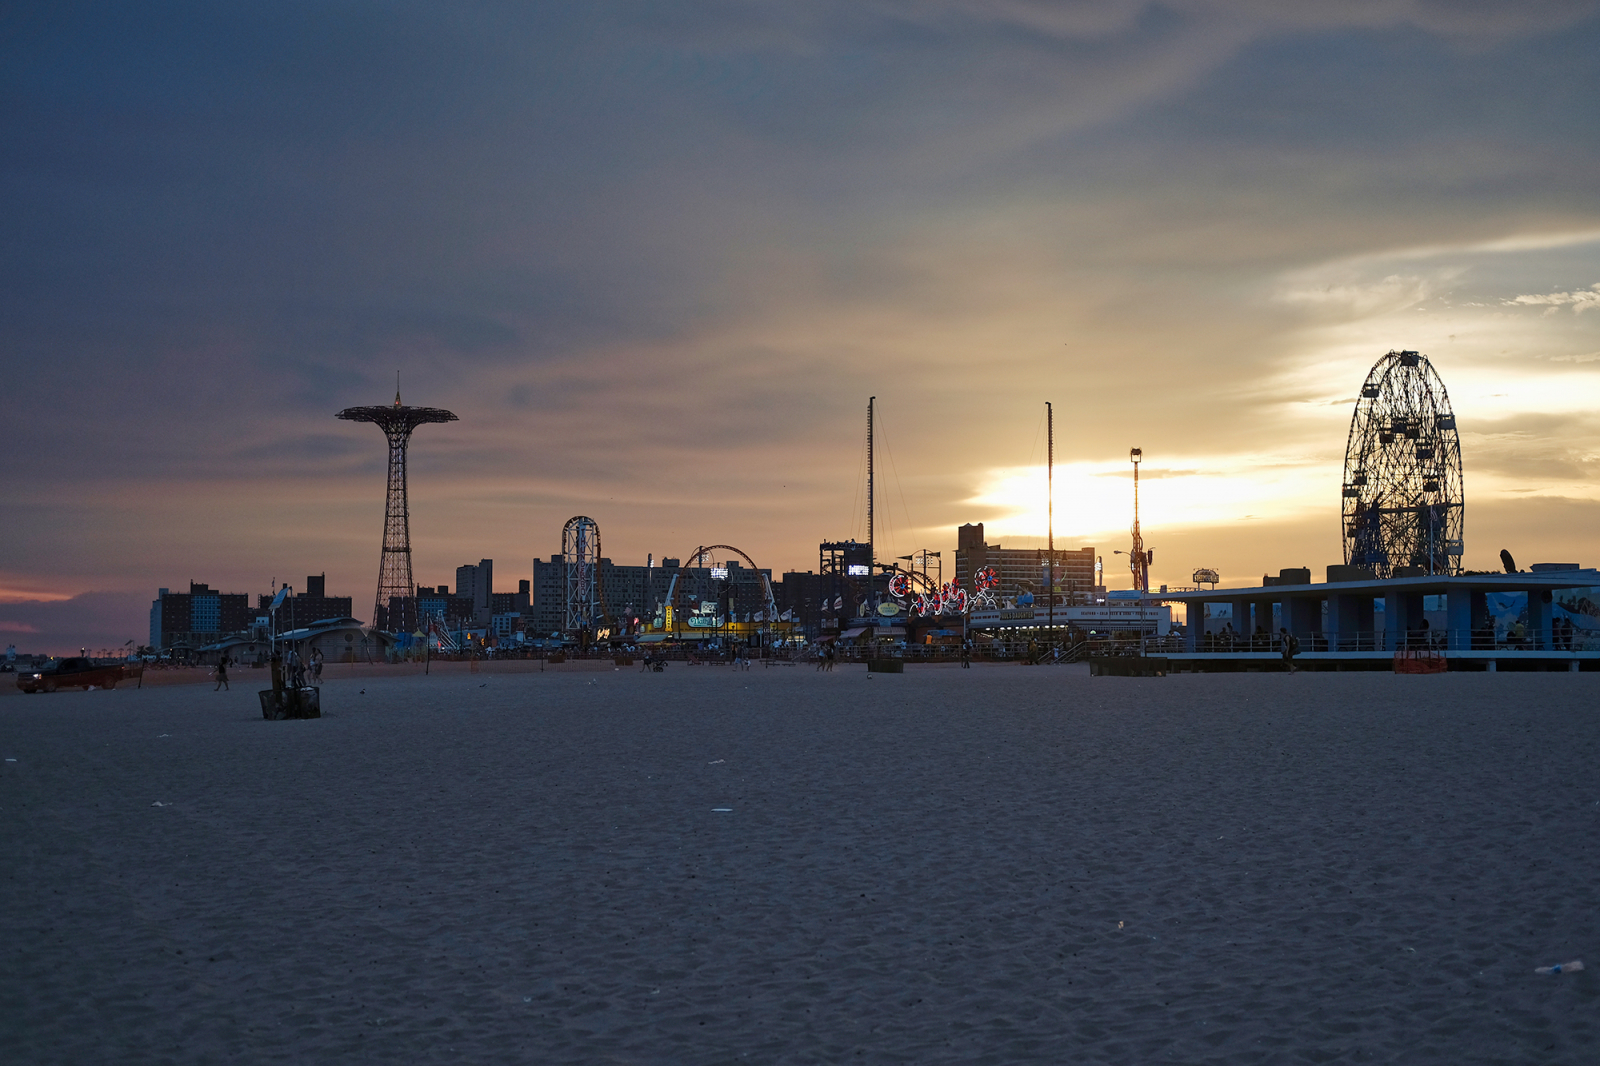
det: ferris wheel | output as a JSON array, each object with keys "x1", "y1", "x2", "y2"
[{"x1": 1341, "y1": 350, "x2": 1464, "y2": 578}]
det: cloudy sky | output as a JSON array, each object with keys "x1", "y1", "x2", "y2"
[{"x1": 5, "y1": 1, "x2": 1600, "y2": 650}]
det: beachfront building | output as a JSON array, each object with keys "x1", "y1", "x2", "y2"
[
  {"x1": 1157, "y1": 563, "x2": 1600, "y2": 671},
  {"x1": 273, "y1": 617, "x2": 393, "y2": 664}
]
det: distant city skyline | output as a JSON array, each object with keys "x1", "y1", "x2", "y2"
[{"x1": 5, "y1": 4, "x2": 1600, "y2": 652}]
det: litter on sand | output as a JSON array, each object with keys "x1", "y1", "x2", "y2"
[
  {"x1": 151, "y1": 801, "x2": 167, "y2": 807},
  {"x1": 711, "y1": 808, "x2": 732, "y2": 813},
  {"x1": 1536, "y1": 960, "x2": 1584, "y2": 975}
]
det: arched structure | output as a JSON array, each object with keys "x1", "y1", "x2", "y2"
[
  {"x1": 562, "y1": 516, "x2": 604, "y2": 640},
  {"x1": 664, "y1": 545, "x2": 780, "y2": 634},
  {"x1": 1342, "y1": 350, "x2": 1464, "y2": 578}
]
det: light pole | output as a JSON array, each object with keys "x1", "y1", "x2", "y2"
[{"x1": 1047, "y1": 401, "x2": 1054, "y2": 640}]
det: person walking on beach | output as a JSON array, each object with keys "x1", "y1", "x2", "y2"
[
  {"x1": 310, "y1": 648, "x2": 324, "y2": 686},
  {"x1": 961, "y1": 638, "x2": 972, "y2": 668},
  {"x1": 214, "y1": 654, "x2": 230, "y2": 691},
  {"x1": 1279, "y1": 627, "x2": 1299, "y2": 673}
]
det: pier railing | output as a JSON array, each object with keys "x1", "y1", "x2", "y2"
[{"x1": 1190, "y1": 629, "x2": 1596, "y2": 653}]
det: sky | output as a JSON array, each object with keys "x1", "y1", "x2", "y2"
[{"x1": 5, "y1": 1, "x2": 1600, "y2": 652}]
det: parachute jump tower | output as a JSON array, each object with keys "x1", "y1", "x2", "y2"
[{"x1": 337, "y1": 390, "x2": 458, "y2": 633}]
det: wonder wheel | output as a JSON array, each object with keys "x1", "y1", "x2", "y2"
[{"x1": 1341, "y1": 350, "x2": 1464, "y2": 578}]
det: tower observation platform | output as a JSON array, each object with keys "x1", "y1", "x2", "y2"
[{"x1": 337, "y1": 393, "x2": 457, "y2": 633}]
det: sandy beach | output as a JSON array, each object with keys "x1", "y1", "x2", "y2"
[{"x1": 2, "y1": 664, "x2": 1596, "y2": 1063}]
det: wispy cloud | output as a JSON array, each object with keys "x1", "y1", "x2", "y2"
[{"x1": 1507, "y1": 283, "x2": 1600, "y2": 314}]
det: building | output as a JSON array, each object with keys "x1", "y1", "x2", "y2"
[
  {"x1": 455, "y1": 560, "x2": 494, "y2": 626},
  {"x1": 272, "y1": 617, "x2": 394, "y2": 664},
  {"x1": 149, "y1": 583, "x2": 253, "y2": 651},
  {"x1": 776, "y1": 570, "x2": 827, "y2": 635},
  {"x1": 257, "y1": 574, "x2": 355, "y2": 633},
  {"x1": 953, "y1": 523, "x2": 1097, "y2": 603},
  {"x1": 413, "y1": 584, "x2": 477, "y2": 629},
  {"x1": 491, "y1": 580, "x2": 531, "y2": 617}
]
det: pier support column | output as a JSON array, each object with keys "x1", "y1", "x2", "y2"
[
  {"x1": 1528, "y1": 590, "x2": 1552, "y2": 651},
  {"x1": 1229, "y1": 598, "x2": 1251, "y2": 649},
  {"x1": 1446, "y1": 590, "x2": 1472, "y2": 651},
  {"x1": 1382, "y1": 591, "x2": 1403, "y2": 651},
  {"x1": 1329, "y1": 594, "x2": 1374, "y2": 651},
  {"x1": 1282, "y1": 595, "x2": 1318, "y2": 647},
  {"x1": 1186, "y1": 602, "x2": 1207, "y2": 652}
]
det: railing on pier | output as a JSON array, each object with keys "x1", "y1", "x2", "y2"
[{"x1": 1188, "y1": 629, "x2": 1596, "y2": 654}]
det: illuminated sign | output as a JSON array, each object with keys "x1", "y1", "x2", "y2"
[
  {"x1": 847, "y1": 564, "x2": 870, "y2": 576},
  {"x1": 710, "y1": 567, "x2": 730, "y2": 579}
]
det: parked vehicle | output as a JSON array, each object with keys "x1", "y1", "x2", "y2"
[{"x1": 16, "y1": 658, "x2": 135, "y2": 693}]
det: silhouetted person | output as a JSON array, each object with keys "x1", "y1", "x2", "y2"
[{"x1": 214, "y1": 655, "x2": 229, "y2": 691}]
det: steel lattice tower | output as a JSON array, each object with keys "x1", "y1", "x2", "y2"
[{"x1": 337, "y1": 392, "x2": 457, "y2": 633}]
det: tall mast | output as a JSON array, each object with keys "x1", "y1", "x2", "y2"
[
  {"x1": 867, "y1": 396, "x2": 875, "y2": 600},
  {"x1": 1047, "y1": 401, "x2": 1054, "y2": 635},
  {"x1": 1130, "y1": 447, "x2": 1146, "y2": 592}
]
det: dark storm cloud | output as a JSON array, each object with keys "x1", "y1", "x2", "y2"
[{"x1": 4, "y1": 1, "x2": 1600, "y2": 609}]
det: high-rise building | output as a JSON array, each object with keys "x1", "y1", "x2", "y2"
[{"x1": 455, "y1": 559, "x2": 494, "y2": 625}]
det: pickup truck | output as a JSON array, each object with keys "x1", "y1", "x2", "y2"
[{"x1": 16, "y1": 657, "x2": 137, "y2": 693}]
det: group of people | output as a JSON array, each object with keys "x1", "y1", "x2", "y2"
[{"x1": 217, "y1": 647, "x2": 323, "y2": 692}]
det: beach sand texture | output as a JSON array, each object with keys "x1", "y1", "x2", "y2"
[{"x1": 3, "y1": 666, "x2": 1596, "y2": 1063}]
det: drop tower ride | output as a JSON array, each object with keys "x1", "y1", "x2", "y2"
[{"x1": 337, "y1": 390, "x2": 458, "y2": 633}]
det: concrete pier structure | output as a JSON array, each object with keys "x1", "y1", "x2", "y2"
[{"x1": 1162, "y1": 566, "x2": 1599, "y2": 671}]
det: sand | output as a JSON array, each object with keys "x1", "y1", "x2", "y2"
[{"x1": 2, "y1": 664, "x2": 1596, "y2": 1063}]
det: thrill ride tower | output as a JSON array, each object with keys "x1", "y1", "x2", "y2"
[
  {"x1": 1342, "y1": 350, "x2": 1464, "y2": 578},
  {"x1": 562, "y1": 516, "x2": 605, "y2": 643},
  {"x1": 1128, "y1": 448, "x2": 1149, "y2": 592},
  {"x1": 337, "y1": 390, "x2": 458, "y2": 633}
]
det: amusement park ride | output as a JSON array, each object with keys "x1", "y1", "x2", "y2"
[{"x1": 1342, "y1": 350, "x2": 1464, "y2": 578}]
